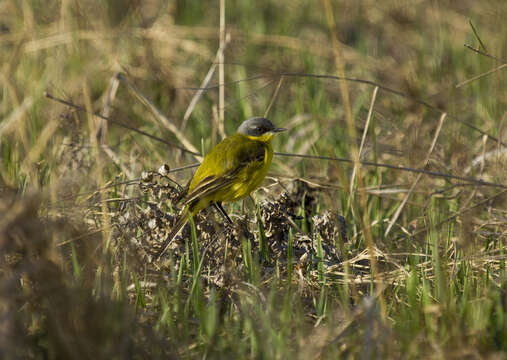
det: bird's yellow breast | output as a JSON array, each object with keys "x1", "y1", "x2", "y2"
[{"x1": 225, "y1": 143, "x2": 272, "y2": 202}]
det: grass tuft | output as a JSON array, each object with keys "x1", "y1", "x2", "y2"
[{"x1": 1, "y1": 0, "x2": 506, "y2": 358}]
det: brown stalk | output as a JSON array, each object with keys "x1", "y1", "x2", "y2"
[{"x1": 384, "y1": 112, "x2": 447, "y2": 237}]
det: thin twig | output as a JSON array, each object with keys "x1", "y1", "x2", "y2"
[
  {"x1": 264, "y1": 76, "x2": 284, "y2": 118},
  {"x1": 218, "y1": 0, "x2": 226, "y2": 140},
  {"x1": 350, "y1": 86, "x2": 379, "y2": 194},
  {"x1": 46, "y1": 92, "x2": 507, "y2": 190},
  {"x1": 181, "y1": 35, "x2": 230, "y2": 132},
  {"x1": 408, "y1": 189, "x2": 507, "y2": 239},
  {"x1": 219, "y1": 79, "x2": 274, "y2": 113},
  {"x1": 463, "y1": 43, "x2": 505, "y2": 62},
  {"x1": 455, "y1": 64, "x2": 506, "y2": 89},
  {"x1": 45, "y1": 91, "x2": 200, "y2": 156},
  {"x1": 468, "y1": 20, "x2": 487, "y2": 52},
  {"x1": 117, "y1": 73, "x2": 202, "y2": 160},
  {"x1": 187, "y1": 71, "x2": 507, "y2": 148},
  {"x1": 274, "y1": 152, "x2": 506, "y2": 189}
]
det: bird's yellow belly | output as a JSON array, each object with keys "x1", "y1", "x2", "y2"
[
  {"x1": 188, "y1": 136, "x2": 274, "y2": 214},
  {"x1": 214, "y1": 152, "x2": 271, "y2": 203}
]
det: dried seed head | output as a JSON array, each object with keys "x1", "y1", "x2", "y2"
[{"x1": 158, "y1": 164, "x2": 170, "y2": 176}]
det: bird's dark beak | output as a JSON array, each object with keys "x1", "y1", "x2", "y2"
[{"x1": 272, "y1": 127, "x2": 287, "y2": 133}]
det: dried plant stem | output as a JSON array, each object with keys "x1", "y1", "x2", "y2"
[
  {"x1": 45, "y1": 91, "x2": 200, "y2": 157},
  {"x1": 349, "y1": 86, "x2": 379, "y2": 194},
  {"x1": 264, "y1": 76, "x2": 284, "y2": 118},
  {"x1": 97, "y1": 72, "x2": 121, "y2": 144},
  {"x1": 218, "y1": 0, "x2": 226, "y2": 139},
  {"x1": 322, "y1": 0, "x2": 386, "y2": 321},
  {"x1": 384, "y1": 112, "x2": 447, "y2": 237},
  {"x1": 117, "y1": 73, "x2": 202, "y2": 161}
]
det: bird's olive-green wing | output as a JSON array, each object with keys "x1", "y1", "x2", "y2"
[{"x1": 184, "y1": 134, "x2": 266, "y2": 206}]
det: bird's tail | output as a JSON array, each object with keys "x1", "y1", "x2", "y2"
[{"x1": 155, "y1": 208, "x2": 189, "y2": 260}]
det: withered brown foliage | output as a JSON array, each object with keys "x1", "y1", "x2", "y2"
[
  {"x1": 0, "y1": 193, "x2": 176, "y2": 360},
  {"x1": 109, "y1": 170, "x2": 346, "y2": 291}
]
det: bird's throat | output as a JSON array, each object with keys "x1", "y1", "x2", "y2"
[{"x1": 245, "y1": 133, "x2": 273, "y2": 143}]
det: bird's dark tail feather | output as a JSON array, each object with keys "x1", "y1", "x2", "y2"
[{"x1": 155, "y1": 208, "x2": 189, "y2": 261}]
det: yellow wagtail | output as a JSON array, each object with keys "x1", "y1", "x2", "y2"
[{"x1": 156, "y1": 117, "x2": 286, "y2": 259}]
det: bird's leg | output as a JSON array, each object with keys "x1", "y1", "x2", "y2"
[
  {"x1": 173, "y1": 180, "x2": 190, "y2": 205},
  {"x1": 213, "y1": 201, "x2": 233, "y2": 224}
]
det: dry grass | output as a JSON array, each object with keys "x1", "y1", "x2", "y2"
[{"x1": 1, "y1": 0, "x2": 506, "y2": 359}]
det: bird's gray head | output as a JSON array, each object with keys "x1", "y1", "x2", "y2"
[{"x1": 236, "y1": 117, "x2": 286, "y2": 137}]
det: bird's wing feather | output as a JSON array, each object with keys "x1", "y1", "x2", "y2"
[{"x1": 184, "y1": 141, "x2": 266, "y2": 206}]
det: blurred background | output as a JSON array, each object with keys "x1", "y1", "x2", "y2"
[{"x1": 0, "y1": 0, "x2": 506, "y2": 359}]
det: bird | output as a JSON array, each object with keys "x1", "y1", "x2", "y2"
[{"x1": 156, "y1": 117, "x2": 286, "y2": 259}]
